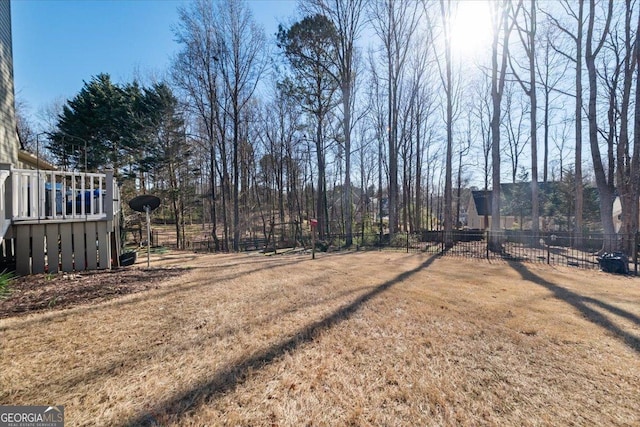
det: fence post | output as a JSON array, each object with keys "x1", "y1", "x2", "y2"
[
  {"x1": 486, "y1": 230, "x2": 489, "y2": 259},
  {"x1": 406, "y1": 232, "x2": 409, "y2": 253},
  {"x1": 547, "y1": 235, "x2": 550, "y2": 265},
  {"x1": 633, "y1": 231, "x2": 640, "y2": 276},
  {"x1": 105, "y1": 169, "x2": 114, "y2": 223}
]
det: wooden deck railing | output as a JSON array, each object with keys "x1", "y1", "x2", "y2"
[
  {"x1": 1, "y1": 165, "x2": 122, "y2": 274},
  {"x1": 8, "y1": 168, "x2": 119, "y2": 223}
]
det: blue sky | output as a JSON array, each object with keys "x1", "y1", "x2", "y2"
[{"x1": 11, "y1": 0, "x2": 297, "y2": 117}]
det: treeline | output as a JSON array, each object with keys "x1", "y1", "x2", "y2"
[{"x1": 32, "y1": 0, "x2": 638, "y2": 252}]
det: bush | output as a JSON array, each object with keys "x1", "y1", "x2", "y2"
[
  {"x1": 389, "y1": 233, "x2": 408, "y2": 248},
  {"x1": 0, "y1": 270, "x2": 15, "y2": 298},
  {"x1": 315, "y1": 240, "x2": 329, "y2": 252},
  {"x1": 359, "y1": 234, "x2": 381, "y2": 247}
]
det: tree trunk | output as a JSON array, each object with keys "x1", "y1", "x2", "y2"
[
  {"x1": 388, "y1": 51, "x2": 398, "y2": 236},
  {"x1": 441, "y1": 0, "x2": 454, "y2": 247},
  {"x1": 543, "y1": 86, "x2": 549, "y2": 183},
  {"x1": 615, "y1": 0, "x2": 639, "y2": 255},
  {"x1": 489, "y1": 1, "x2": 512, "y2": 251},
  {"x1": 343, "y1": 83, "x2": 353, "y2": 245},
  {"x1": 585, "y1": 0, "x2": 615, "y2": 247},
  {"x1": 378, "y1": 133, "x2": 384, "y2": 238},
  {"x1": 210, "y1": 145, "x2": 220, "y2": 251},
  {"x1": 633, "y1": 33, "x2": 640, "y2": 256},
  {"x1": 415, "y1": 112, "x2": 422, "y2": 231},
  {"x1": 528, "y1": 0, "x2": 539, "y2": 237},
  {"x1": 232, "y1": 95, "x2": 240, "y2": 251},
  {"x1": 316, "y1": 120, "x2": 328, "y2": 240},
  {"x1": 574, "y1": 0, "x2": 584, "y2": 241}
]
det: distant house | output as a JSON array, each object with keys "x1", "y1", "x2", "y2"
[
  {"x1": 467, "y1": 182, "x2": 600, "y2": 231},
  {"x1": 1, "y1": 0, "x2": 121, "y2": 274},
  {"x1": 467, "y1": 190, "x2": 516, "y2": 230}
]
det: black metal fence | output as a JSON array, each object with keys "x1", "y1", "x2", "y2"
[
  {"x1": 361, "y1": 230, "x2": 637, "y2": 274},
  {"x1": 175, "y1": 228, "x2": 638, "y2": 275}
]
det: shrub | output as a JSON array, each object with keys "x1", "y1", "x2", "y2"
[
  {"x1": 359, "y1": 234, "x2": 380, "y2": 247},
  {"x1": 389, "y1": 233, "x2": 408, "y2": 248},
  {"x1": 0, "y1": 270, "x2": 15, "y2": 298}
]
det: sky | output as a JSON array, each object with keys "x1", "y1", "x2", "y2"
[{"x1": 11, "y1": 0, "x2": 298, "y2": 120}]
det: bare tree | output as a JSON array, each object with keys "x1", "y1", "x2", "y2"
[
  {"x1": 355, "y1": 111, "x2": 376, "y2": 239},
  {"x1": 278, "y1": 15, "x2": 340, "y2": 239},
  {"x1": 214, "y1": 0, "x2": 267, "y2": 251},
  {"x1": 585, "y1": 0, "x2": 614, "y2": 242},
  {"x1": 630, "y1": 9, "x2": 640, "y2": 253},
  {"x1": 14, "y1": 99, "x2": 37, "y2": 152},
  {"x1": 456, "y1": 112, "x2": 472, "y2": 229},
  {"x1": 535, "y1": 20, "x2": 568, "y2": 184},
  {"x1": 471, "y1": 73, "x2": 493, "y2": 229},
  {"x1": 509, "y1": 0, "x2": 540, "y2": 235},
  {"x1": 148, "y1": 85, "x2": 189, "y2": 250},
  {"x1": 489, "y1": 0, "x2": 516, "y2": 250},
  {"x1": 173, "y1": 0, "x2": 225, "y2": 250},
  {"x1": 502, "y1": 83, "x2": 529, "y2": 184},
  {"x1": 259, "y1": 83, "x2": 303, "y2": 230},
  {"x1": 551, "y1": 115, "x2": 573, "y2": 180},
  {"x1": 409, "y1": 34, "x2": 436, "y2": 232},
  {"x1": 368, "y1": 0, "x2": 422, "y2": 236},
  {"x1": 436, "y1": 0, "x2": 456, "y2": 245},
  {"x1": 635, "y1": 8, "x2": 640, "y2": 248},
  {"x1": 543, "y1": 0, "x2": 585, "y2": 238},
  {"x1": 366, "y1": 49, "x2": 390, "y2": 237},
  {"x1": 304, "y1": 0, "x2": 366, "y2": 246},
  {"x1": 612, "y1": 0, "x2": 639, "y2": 254}
]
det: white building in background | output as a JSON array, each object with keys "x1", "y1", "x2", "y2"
[{"x1": 611, "y1": 197, "x2": 639, "y2": 233}]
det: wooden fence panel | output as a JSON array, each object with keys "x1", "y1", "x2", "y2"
[
  {"x1": 46, "y1": 223, "x2": 59, "y2": 274},
  {"x1": 59, "y1": 223, "x2": 73, "y2": 272},
  {"x1": 15, "y1": 225, "x2": 30, "y2": 275},
  {"x1": 30, "y1": 224, "x2": 45, "y2": 274},
  {"x1": 97, "y1": 221, "x2": 110, "y2": 269},
  {"x1": 13, "y1": 219, "x2": 114, "y2": 274},
  {"x1": 72, "y1": 223, "x2": 86, "y2": 271},
  {"x1": 85, "y1": 222, "x2": 97, "y2": 270}
]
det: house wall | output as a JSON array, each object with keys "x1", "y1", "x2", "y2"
[
  {"x1": 0, "y1": 0, "x2": 18, "y2": 166},
  {"x1": 466, "y1": 195, "x2": 516, "y2": 230},
  {"x1": 469, "y1": 215, "x2": 516, "y2": 230},
  {"x1": 467, "y1": 195, "x2": 492, "y2": 230},
  {"x1": 467, "y1": 197, "x2": 481, "y2": 229},
  {"x1": 610, "y1": 196, "x2": 639, "y2": 233}
]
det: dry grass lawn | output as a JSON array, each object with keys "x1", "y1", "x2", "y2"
[{"x1": 1, "y1": 251, "x2": 639, "y2": 426}]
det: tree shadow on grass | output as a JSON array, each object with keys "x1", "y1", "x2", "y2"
[
  {"x1": 122, "y1": 254, "x2": 441, "y2": 426},
  {"x1": 28, "y1": 283, "x2": 373, "y2": 397},
  {"x1": 507, "y1": 261, "x2": 640, "y2": 354}
]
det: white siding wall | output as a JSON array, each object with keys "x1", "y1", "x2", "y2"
[{"x1": 0, "y1": 0, "x2": 18, "y2": 165}]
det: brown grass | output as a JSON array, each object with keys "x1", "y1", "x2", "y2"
[{"x1": 1, "y1": 251, "x2": 639, "y2": 426}]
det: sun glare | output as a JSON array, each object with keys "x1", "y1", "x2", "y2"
[{"x1": 450, "y1": 1, "x2": 492, "y2": 59}]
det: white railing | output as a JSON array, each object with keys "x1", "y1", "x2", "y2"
[{"x1": 10, "y1": 168, "x2": 118, "y2": 222}]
